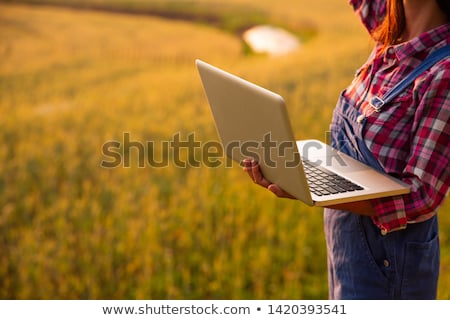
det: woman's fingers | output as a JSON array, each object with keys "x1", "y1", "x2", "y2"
[
  {"x1": 243, "y1": 159, "x2": 296, "y2": 199},
  {"x1": 267, "y1": 184, "x2": 296, "y2": 199},
  {"x1": 242, "y1": 159, "x2": 270, "y2": 188},
  {"x1": 243, "y1": 159, "x2": 297, "y2": 199},
  {"x1": 250, "y1": 160, "x2": 271, "y2": 188}
]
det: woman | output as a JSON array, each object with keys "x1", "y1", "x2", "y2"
[{"x1": 244, "y1": 0, "x2": 450, "y2": 299}]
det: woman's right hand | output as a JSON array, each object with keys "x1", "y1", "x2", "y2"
[
  {"x1": 242, "y1": 159, "x2": 296, "y2": 199},
  {"x1": 242, "y1": 159, "x2": 377, "y2": 214}
]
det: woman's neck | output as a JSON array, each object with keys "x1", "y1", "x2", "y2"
[{"x1": 402, "y1": 0, "x2": 448, "y2": 41}]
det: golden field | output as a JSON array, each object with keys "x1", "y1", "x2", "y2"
[{"x1": 0, "y1": 0, "x2": 449, "y2": 299}]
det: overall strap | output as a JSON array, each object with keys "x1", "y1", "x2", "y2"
[{"x1": 370, "y1": 44, "x2": 450, "y2": 112}]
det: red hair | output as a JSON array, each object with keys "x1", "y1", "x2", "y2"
[
  {"x1": 373, "y1": 0, "x2": 450, "y2": 47},
  {"x1": 373, "y1": 0, "x2": 406, "y2": 47}
]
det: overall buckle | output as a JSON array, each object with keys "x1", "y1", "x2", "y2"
[{"x1": 370, "y1": 96, "x2": 385, "y2": 112}]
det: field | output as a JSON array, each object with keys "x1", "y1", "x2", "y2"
[{"x1": 0, "y1": 0, "x2": 449, "y2": 299}]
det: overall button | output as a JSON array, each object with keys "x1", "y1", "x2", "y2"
[{"x1": 357, "y1": 114, "x2": 365, "y2": 124}]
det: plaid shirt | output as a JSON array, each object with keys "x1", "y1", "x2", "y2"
[{"x1": 347, "y1": 0, "x2": 450, "y2": 233}]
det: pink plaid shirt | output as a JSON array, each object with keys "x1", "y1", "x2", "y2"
[{"x1": 347, "y1": 0, "x2": 450, "y2": 233}]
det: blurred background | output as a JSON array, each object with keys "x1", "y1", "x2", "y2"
[{"x1": 0, "y1": 0, "x2": 449, "y2": 299}]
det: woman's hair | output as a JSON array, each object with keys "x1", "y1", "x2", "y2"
[
  {"x1": 373, "y1": 0, "x2": 405, "y2": 46},
  {"x1": 374, "y1": 0, "x2": 450, "y2": 47}
]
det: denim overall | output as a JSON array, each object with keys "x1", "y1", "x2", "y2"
[{"x1": 325, "y1": 45, "x2": 450, "y2": 299}]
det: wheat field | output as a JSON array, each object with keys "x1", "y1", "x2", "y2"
[{"x1": 0, "y1": 0, "x2": 449, "y2": 299}]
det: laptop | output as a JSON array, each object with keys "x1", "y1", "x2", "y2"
[{"x1": 196, "y1": 59, "x2": 410, "y2": 206}]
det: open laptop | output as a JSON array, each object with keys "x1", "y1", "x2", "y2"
[{"x1": 196, "y1": 59, "x2": 410, "y2": 206}]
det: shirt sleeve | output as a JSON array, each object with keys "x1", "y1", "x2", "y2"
[
  {"x1": 348, "y1": 0, "x2": 387, "y2": 34},
  {"x1": 370, "y1": 59, "x2": 450, "y2": 233}
]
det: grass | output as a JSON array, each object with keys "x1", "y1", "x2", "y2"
[
  {"x1": 0, "y1": 0, "x2": 449, "y2": 299},
  {"x1": 1, "y1": 0, "x2": 317, "y2": 39}
]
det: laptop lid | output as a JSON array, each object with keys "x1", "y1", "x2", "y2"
[
  {"x1": 196, "y1": 59, "x2": 410, "y2": 206},
  {"x1": 196, "y1": 59, "x2": 313, "y2": 204}
]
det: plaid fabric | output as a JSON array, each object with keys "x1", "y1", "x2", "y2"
[{"x1": 345, "y1": 0, "x2": 450, "y2": 232}]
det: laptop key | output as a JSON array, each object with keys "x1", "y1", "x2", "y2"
[{"x1": 303, "y1": 160, "x2": 364, "y2": 196}]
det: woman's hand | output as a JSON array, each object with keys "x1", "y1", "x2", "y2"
[
  {"x1": 242, "y1": 159, "x2": 296, "y2": 199},
  {"x1": 242, "y1": 159, "x2": 376, "y2": 215}
]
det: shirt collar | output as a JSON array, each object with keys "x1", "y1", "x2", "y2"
[{"x1": 390, "y1": 23, "x2": 450, "y2": 61}]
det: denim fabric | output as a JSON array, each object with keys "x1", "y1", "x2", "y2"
[
  {"x1": 324, "y1": 209, "x2": 439, "y2": 299},
  {"x1": 325, "y1": 92, "x2": 440, "y2": 299}
]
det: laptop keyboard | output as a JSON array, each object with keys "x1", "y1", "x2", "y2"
[{"x1": 302, "y1": 160, "x2": 364, "y2": 196}]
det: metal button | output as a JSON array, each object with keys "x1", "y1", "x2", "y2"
[
  {"x1": 357, "y1": 114, "x2": 365, "y2": 124},
  {"x1": 383, "y1": 259, "x2": 390, "y2": 267},
  {"x1": 381, "y1": 228, "x2": 388, "y2": 236}
]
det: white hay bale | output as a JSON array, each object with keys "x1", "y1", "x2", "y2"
[{"x1": 243, "y1": 25, "x2": 301, "y2": 56}]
